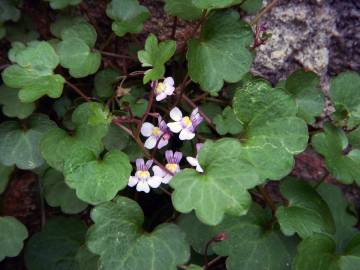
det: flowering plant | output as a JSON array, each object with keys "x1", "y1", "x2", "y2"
[{"x1": 0, "y1": 1, "x2": 360, "y2": 270}]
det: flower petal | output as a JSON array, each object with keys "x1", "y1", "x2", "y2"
[
  {"x1": 141, "y1": 122, "x2": 154, "y2": 137},
  {"x1": 152, "y1": 165, "x2": 166, "y2": 177},
  {"x1": 146, "y1": 160, "x2": 153, "y2": 169},
  {"x1": 156, "y1": 92, "x2": 167, "y2": 101},
  {"x1": 157, "y1": 137, "x2": 168, "y2": 149},
  {"x1": 136, "y1": 159, "x2": 145, "y2": 170},
  {"x1": 196, "y1": 164, "x2": 204, "y2": 173},
  {"x1": 167, "y1": 121, "x2": 182, "y2": 133},
  {"x1": 164, "y1": 86, "x2": 175, "y2": 96},
  {"x1": 148, "y1": 176, "x2": 162, "y2": 188},
  {"x1": 164, "y1": 77, "x2": 174, "y2": 87},
  {"x1": 179, "y1": 129, "x2": 195, "y2": 140},
  {"x1": 128, "y1": 176, "x2": 139, "y2": 187},
  {"x1": 186, "y1": 156, "x2": 199, "y2": 167},
  {"x1": 170, "y1": 107, "x2": 182, "y2": 121},
  {"x1": 144, "y1": 136, "x2": 157, "y2": 149},
  {"x1": 162, "y1": 175, "x2": 173, "y2": 184},
  {"x1": 136, "y1": 180, "x2": 150, "y2": 193}
]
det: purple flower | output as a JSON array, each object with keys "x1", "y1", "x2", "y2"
[
  {"x1": 152, "y1": 150, "x2": 183, "y2": 184},
  {"x1": 186, "y1": 143, "x2": 204, "y2": 173},
  {"x1": 141, "y1": 116, "x2": 171, "y2": 149},
  {"x1": 152, "y1": 77, "x2": 175, "y2": 101},
  {"x1": 128, "y1": 158, "x2": 162, "y2": 193},
  {"x1": 167, "y1": 107, "x2": 203, "y2": 140}
]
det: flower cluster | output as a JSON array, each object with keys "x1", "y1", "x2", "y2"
[{"x1": 128, "y1": 77, "x2": 204, "y2": 193}]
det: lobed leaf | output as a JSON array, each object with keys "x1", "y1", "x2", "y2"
[
  {"x1": 171, "y1": 138, "x2": 261, "y2": 225},
  {"x1": 87, "y1": 196, "x2": 190, "y2": 270},
  {"x1": 276, "y1": 178, "x2": 335, "y2": 238},
  {"x1": 106, "y1": 0, "x2": 150, "y2": 37},
  {"x1": 187, "y1": 10, "x2": 253, "y2": 94},
  {"x1": 0, "y1": 216, "x2": 28, "y2": 262},
  {"x1": 164, "y1": 0, "x2": 202, "y2": 20}
]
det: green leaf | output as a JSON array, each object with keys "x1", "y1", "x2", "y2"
[
  {"x1": 53, "y1": 96, "x2": 72, "y2": 119},
  {"x1": 312, "y1": 124, "x2": 360, "y2": 184},
  {"x1": 317, "y1": 184, "x2": 358, "y2": 250},
  {"x1": 0, "y1": 0, "x2": 21, "y2": 24},
  {"x1": 213, "y1": 106, "x2": 243, "y2": 135},
  {"x1": 2, "y1": 41, "x2": 65, "y2": 102},
  {"x1": 233, "y1": 80, "x2": 308, "y2": 180},
  {"x1": 0, "y1": 114, "x2": 56, "y2": 170},
  {"x1": 87, "y1": 196, "x2": 190, "y2": 270},
  {"x1": 25, "y1": 217, "x2": 86, "y2": 270},
  {"x1": 164, "y1": 0, "x2": 202, "y2": 20},
  {"x1": 75, "y1": 246, "x2": 100, "y2": 270},
  {"x1": 187, "y1": 10, "x2": 253, "y2": 94},
  {"x1": 5, "y1": 18, "x2": 39, "y2": 43},
  {"x1": 102, "y1": 123, "x2": 129, "y2": 151},
  {"x1": 330, "y1": 71, "x2": 360, "y2": 129},
  {"x1": 284, "y1": 69, "x2": 324, "y2": 124},
  {"x1": 179, "y1": 205, "x2": 296, "y2": 270},
  {"x1": 94, "y1": 68, "x2": 120, "y2": 98},
  {"x1": 50, "y1": 15, "x2": 86, "y2": 38},
  {"x1": 58, "y1": 23, "x2": 101, "y2": 78},
  {"x1": 293, "y1": 233, "x2": 360, "y2": 270},
  {"x1": 0, "y1": 84, "x2": 35, "y2": 119},
  {"x1": 276, "y1": 178, "x2": 335, "y2": 238},
  {"x1": 170, "y1": 138, "x2": 261, "y2": 225},
  {"x1": 42, "y1": 169, "x2": 88, "y2": 214},
  {"x1": 45, "y1": 0, "x2": 82, "y2": 10},
  {"x1": 106, "y1": 0, "x2": 150, "y2": 37},
  {"x1": 0, "y1": 216, "x2": 28, "y2": 262},
  {"x1": 240, "y1": 0, "x2": 263, "y2": 13},
  {"x1": 192, "y1": 0, "x2": 241, "y2": 9},
  {"x1": 0, "y1": 164, "x2": 13, "y2": 194},
  {"x1": 63, "y1": 149, "x2": 131, "y2": 205},
  {"x1": 138, "y1": 34, "x2": 176, "y2": 83},
  {"x1": 187, "y1": 265, "x2": 202, "y2": 270},
  {"x1": 40, "y1": 102, "x2": 109, "y2": 171},
  {"x1": 120, "y1": 95, "x2": 148, "y2": 117}
]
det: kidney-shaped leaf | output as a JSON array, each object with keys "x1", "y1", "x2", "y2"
[
  {"x1": 106, "y1": 0, "x2": 150, "y2": 37},
  {"x1": 164, "y1": 0, "x2": 202, "y2": 20},
  {"x1": 293, "y1": 233, "x2": 360, "y2": 270},
  {"x1": 45, "y1": 0, "x2": 82, "y2": 10},
  {"x1": 187, "y1": 10, "x2": 253, "y2": 94},
  {"x1": 87, "y1": 196, "x2": 190, "y2": 270},
  {"x1": 179, "y1": 205, "x2": 296, "y2": 270},
  {"x1": 276, "y1": 178, "x2": 335, "y2": 238},
  {"x1": 170, "y1": 138, "x2": 261, "y2": 226},
  {"x1": 63, "y1": 149, "x2": 131, "y2": 205},
  {"x1": 330, "y1": 71, "x2": 360, "y2": 129},
  {"x1": 233, "y1": 80, "x2": 308, "y2": 180},
  {"x1": 0, "y1": 216, "x2": 28, "y2": 262},
  {"x1": 2, "y1": 41, "x2": 65, "y2": 102},
  {"x1": 42, "y1": 169, "x2": 88, "y2": 214},
  {"x1": 0, "y1": 84, "x2": 35, "y2": 119},
  {"x1": 192, "y1": 0, "x2": 242, "y2": 9},
  {"x1": 25, "y1": 217, "x2": 86, "y2": 270},
  {"x1": 312, "y1": 124, "x2": 360, "y2": 184},
  {"x1": 0, "y1": 114, "x2": 55, "y2": 170},
  {"x1": 58, "y1": 22, "x2": 101, "y2": 78},
  {"x1": 40, "y1": 102, "x2": 109, "y2": 172},
  {"x1": 284, "y1": 69, "x2": 324, "y2": 124},
  {"x1": 0, "y1": 164, "x2": 13, "y2": 194}
]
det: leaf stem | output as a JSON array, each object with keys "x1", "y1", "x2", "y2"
[
  {"x1": 251, "y1": 0, "x2": 279, "y2": 26},
  {"x1": 97, "y1": 50, "x2": 137, "y2": 60},
  {"x1": 171, "y1": 16, "x2": 178, "y2": 39},
  {"x1": 65, "y1": 80, "x2": 91, "y2": 101},
  {"x1": 204, "y1": 256, "x2": 222, "y2": 270},
  {"x1": 37, "y1": 177, "x2": 46, "y2": 228},
  {"x1": 257, "y1": 185, "x2": 276, "y2": 215}
]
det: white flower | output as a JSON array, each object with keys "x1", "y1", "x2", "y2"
[
  {"x1": 141, "y1": 116, "x2": 171, "y2": 149},
  {"x1": 152, "y1": 77, "x2": 175, "y2": 101},
  {"x1": 128, "y1": 159, "x2": 163, "y2": 193},
  {"x1": 186, "y1": 143, "x2": 204, "y2": 173},
  {"x1": 152, "y1": 150, "x2": 182, "y2": 184},
  {"x1": 167, "y1": 107, "x2": 203, "y2": 140}
]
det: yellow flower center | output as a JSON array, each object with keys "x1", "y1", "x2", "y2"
[
  {"x1": 152, "y1": 127, "x2": 161, "y2": 136},
  {"x1": 182, "y1": 116, "x2": 192, "y2": 127},
  {"x1": 138, "y1": 170, "x2": 150, "y2": 178},
  {"x1": 155, "y1": 82, "x2": 165, "y2": 93},
  {"x1": 165, "y1": 163, "x2": 178, "y2": 173}
]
